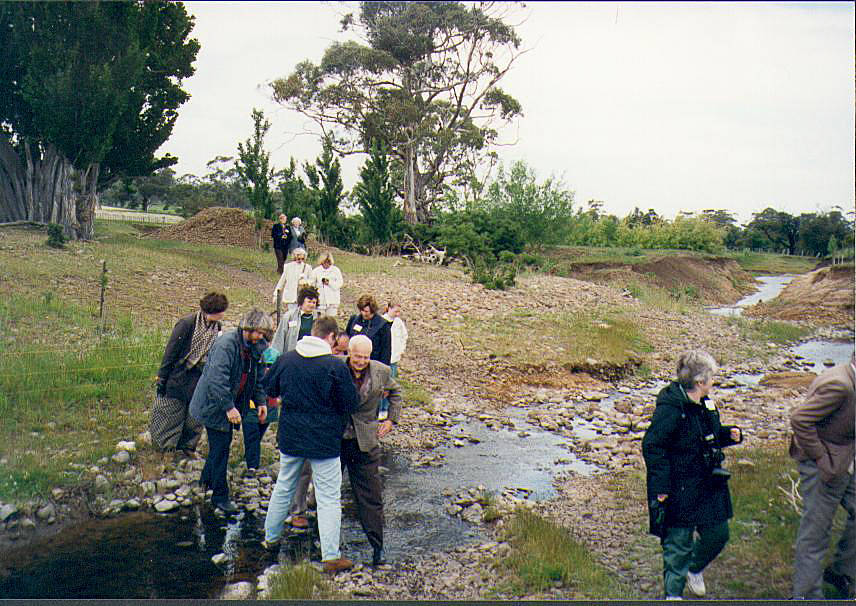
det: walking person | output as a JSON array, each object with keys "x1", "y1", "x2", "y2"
[
  {"x1": 269, "y1": 285, "x2": 321, "y2": 528},
  {"x1": 271, "y1": 213, "x2": 291, "y2": 274},
  {"x1": 287, "y1": 216, "x2": 307, "y2": 256},
  {"x1": 262, "y1": 316, "x2": 360, "y2": 573},
  {"x1": 151, "y1": 292, "x2": 228, "y2": 455},
  {"x1": 273, "y1": 248, "x2": 312, "y2": 313},
  {"x1": 379, "y1": 302, "x2": 407, "y2": 421},
  {"x1": 189, "y1": 309, "x2": 273, "y2": 513},
  {"x1": 339, "y1": 334, "x2": 402, "y2": 566},
  {"x1": 345, "y1": 295, "x2": 392, "y2": 365},
  {"x1": 790, "y1": 353, "x2": 856, "y2": 599},
  {"x1": 311, "y1": 251, "x2": 343, "y2": 318},
  {"x1": 642, "y1": 350, "x2": 742, "y2": 599}
]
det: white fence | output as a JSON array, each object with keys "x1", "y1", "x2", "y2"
[{"x1": 96, "y1": 207, "x2": 184, "y2": 225}]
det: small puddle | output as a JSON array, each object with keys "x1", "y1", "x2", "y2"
[
  {"x1": 708, "y1": 275, "x2": 794, "y2": 316},
  {"x1": 791, "y1": 340, "x2": 853, "y2": 372}
]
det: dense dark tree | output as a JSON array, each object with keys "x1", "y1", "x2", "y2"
[
  {"x1": 272, "y1": 1, "x2": 523, "y2": 223},
  {"x1": 797, "y1": 210, "x2": 853, "y2": 256},
  {"x1": 236, "y1": 108, "x2": 275, "y2": 221},
  {"x1": 745, "y1": 208, "x2": 801, "y2": 254},
  {"x1": 353, "y1": 141, "x2": 402, "y2": 245},
  {"x1": 0, "y1": 2, "x2": 198, "y2": 238}
]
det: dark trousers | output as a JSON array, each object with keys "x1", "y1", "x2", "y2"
[
  {"x1": 274, "y1": 247, "x2": 286, "y2": 274},
  {"x1": 242, "y1": 421, "x2": 269, "y2": 470},
  {"x1": 661, "y1": 521, "x2": 729, "y2": 597},
  {"x1": 341, "y1": 438, "x2": 383, "y2": 550},
  {"x1": 201, "y1": 426, "x2": 232, "y2": 502}
]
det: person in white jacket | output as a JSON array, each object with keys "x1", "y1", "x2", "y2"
[
  {"x1": 311, "y1": 251, "x2": 344, "y2": 318},
  {"x1": 379, "y1": 302, "x2": 408, "y2": 420},
  {"x1": 273, "y1": 248, "x2": 312, "y2": 313}
]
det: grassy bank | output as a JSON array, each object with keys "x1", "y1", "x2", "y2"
[
  {"x1": 265, "y1": 562, "x2": 336, "y2": 599},
  {"x1": 455, "y1": 309, "x2": 651, "y2": 369},
  {"x1": 494, "y1": 509, "x2": 630, "y2": 599},
  {"x1": 0, "y1": 294, "x2": 165, "y2": 500},
  {"x1": 730, "y1": 251, "x2": 817, "y2": 275}
]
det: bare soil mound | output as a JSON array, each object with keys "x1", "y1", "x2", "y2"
[
  {"x1": 566, "y1": 256, "x2": 754, "y2": 304},
  {"x1": 759, "y1": 371, "x2": 817, "y2": 389},
  {"x1": 746, "y1": 265, "x2": 854, "y2": 326},
  {"x1": 150, "y1": 207, "x2": 268, "y2": 248}
]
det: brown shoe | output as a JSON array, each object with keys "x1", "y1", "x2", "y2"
[
  {"x1": 290, "y1": 515, "x2": 309, "y2": 529},
  {"x1": 322, "y1": 557, "x2": 353, "y2": 574}
]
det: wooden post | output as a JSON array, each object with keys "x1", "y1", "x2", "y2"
[
  {"x1": 98, "y1": 260, "x2": 107, "y2": 334},
  {"x1": 276, "y1": 288, "x2": 282, "y2": 327}
]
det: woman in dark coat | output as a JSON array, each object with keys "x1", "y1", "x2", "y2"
[
  {"x1": 150, "y1": 292, "x2": 228, "y2": 454},
  {"x1": 345, "y1": 294, "x2": 392, "y2": 365},
  {"x1": 642, "y1": 350, "x2": 742, "y2": 599}
]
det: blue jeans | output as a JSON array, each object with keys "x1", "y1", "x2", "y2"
[
  {"x1": 265, "y1": 452, "x2": 343, "y2": 561},
  {"x1": 379, "y1": 362, "x2": 397, "y2": 416}
]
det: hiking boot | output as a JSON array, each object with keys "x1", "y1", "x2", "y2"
[
  {"x1": 824, "y1": 568, "x2": 853, "y2": 599},
  {"x1": 686, "y1": 570, "x2": 705, "y2": 597},
  {"x1": 261, "y1": 537, "x2": 281, "y2": 551},
  {"x1": 290, "y1": 515, "x2": 309, "y2": 529},
  {"x1": 322, "y1": 557, "x2": 353, "y2": 574}
]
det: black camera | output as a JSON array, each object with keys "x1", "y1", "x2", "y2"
[{"x1": 702, "y1": 433, "x2": 731, "y2": 480}]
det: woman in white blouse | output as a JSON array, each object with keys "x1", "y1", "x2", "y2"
[
  {"x1": 311, "y1": 251, "x2": 344, "y2": 317},
  {"x1": 273, "y1": 248, "x2": 312, "y2": 313}
]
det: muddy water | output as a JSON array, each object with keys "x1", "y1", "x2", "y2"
[
  {"x1": 708, "y1": 275, "x2": 794, "y2": 316},
  {"x1": 0, "y1": 406, "x2": 584, "y2": 598}
]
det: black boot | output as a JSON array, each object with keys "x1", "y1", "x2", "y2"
[{"x1": 372, "y1": 546, "x2": 387, "y2": 566}]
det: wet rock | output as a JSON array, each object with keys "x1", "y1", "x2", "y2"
[
  {"x1": 20, "y1": 517, "x2": 36, "y2": 531},
  {"x1": 51, "y1": 488, "x2": 64, "y2": 500},
  {"x1": 175, "y1": 485, "x2": 192, "y2": 498},
  {"x1": 0, "y1": 503, "x2": 19, "y2": 522},
  {"x1": 140, "y1": 481, "x2": 156, "y2": 496},
  {"x1": 445, "y1": 504, "x2": 463, "y2": 516},
  {"x1": 112, "y1": 450, "x2": 131, "y2": 464},
  {"x1": 124, "y1": 499, "x2": 141, "y2": 510},
  {"x1": 823, "y1": 359, "x2": 835, "y2": 367},
  {"x1": 461, "y1": 503, "x2": 484, "y2": 524},
  {"x1": 736, "y1": 458, "x2": 755, "y2": 468},
  {"x1": 156, "y1": 478, "x2": 180, "y2": 493},
  {"x1": 115, "y1": 440, "x2": 137, "y2": 452},
  {"x1": 94, "y1": 474, "x2": 110, "y2": 492},
  {"x1": 154, "y1": 499, "x2": 179, "y2": 513},
  {"x1": 211, "y1": 552, "x2": 229, "y2": 566},
  {"x1": 36, "y1": 503, "x2": 55, "y2": 521},
  {"x1": 220, "y1": 581, "x2": 256, "y2": 600}
]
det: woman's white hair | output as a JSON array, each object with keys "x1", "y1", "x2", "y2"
[
  {"x1": 291, "y1": 216, "x2": 302, "y2": 225},
  {"x1": 317, "y1": 251, "x2": 334, "y2": 265},
  {"x1": 676, "y1": 350, "x2": 718, "y2": 389},
  {"x1": 291, "y1": 248, "x2": 307, "y2": 259}
]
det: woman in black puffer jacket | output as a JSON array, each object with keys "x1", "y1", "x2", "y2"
[{"x1": 642, "y1": 350, "x2": 742, "y2": 600}]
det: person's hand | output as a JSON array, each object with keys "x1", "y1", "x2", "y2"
[
  {"x1": 377, "y1": 420, "x2": 393, "y2": 438},
  {"x1": 226, "y1": 407, "x2": 241, "y2": 425},
  {"x1": 258, "y1": 405, "x2": 267, "y2": 424},
  {"x1": 657, "y1": 494, "x2": 668, "y2": 502},
  {"x1": 730, "y1": 427, "x2": 741, "y2": 442}
]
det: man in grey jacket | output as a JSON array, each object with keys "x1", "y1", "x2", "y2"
[
  {"x1": 339, "y1": 334, "x2": 402, "y2": 567},
  {"x1": 790, "y1": 353, "x2": 856, "y2": 599}
]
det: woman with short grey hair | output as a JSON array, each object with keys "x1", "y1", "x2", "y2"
[
  {"x1": 273, "y1": 248, "x2": 312, "y2": 313},
  {"x1": 642, "y1": 350, "x2": 742, "y2": 599}
]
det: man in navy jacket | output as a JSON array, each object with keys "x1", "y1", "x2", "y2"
[{"x1": 262, "y1": 315, "x2": 360, "y2": 573}]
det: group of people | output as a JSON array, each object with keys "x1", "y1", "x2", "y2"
[
  {"x1": 271, "y1": 213, "x2": 307, "y2": 275},
  {"x1": 642, "y1": 349, "x2": 855, "y2": 600},
  {"x1": 150, "y1": 251, "x2": 409, "y2": 572}
]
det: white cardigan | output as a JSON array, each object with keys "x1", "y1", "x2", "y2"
[
  {"x1": 273, "y1": 261, "x2": 312, "y2": 304},
  {"x1": 310, "y1": 265, "x2": 344, "y2": 306},
  {"x1": 383, "y1": 315, "x2": 408, "y2": 364}
]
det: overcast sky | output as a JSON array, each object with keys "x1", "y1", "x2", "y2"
[{"x1": 160, "y1": 1, "x2": 855, "y2": 224}]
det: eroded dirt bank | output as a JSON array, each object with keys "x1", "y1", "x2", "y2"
[{"x1": 747, "y1": 264, "x2": 854, "y2": 326}]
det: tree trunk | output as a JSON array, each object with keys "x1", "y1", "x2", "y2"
[
  {"x1": 0, "y1": 139, "x2": 98, "y2": 240},
  {"x1": 403, "y1": 145, "x2": 418, "y2": 224}
]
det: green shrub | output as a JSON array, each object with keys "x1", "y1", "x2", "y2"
[{"x1": 46, "y1": 223, "x2": 66, "y2": 248}]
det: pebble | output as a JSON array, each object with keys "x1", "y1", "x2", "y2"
[
  {"x1": 0, "y1": 504, "x2": 19, "y2": 522},
  {"x1": 115, "y1": 441, "x2": 137, "y2": 452},
  {"x1": 94, "y1": 474, "x2": 110, "y2": 492},
  {"x1": 36, "y1": 503, "x2": 55, "y2": 521},
  {"x1": 211, "y1": 553, "x2": 229, "y2": 566},
  {"x1": 112, "y1": 451, "x2": 131, "y2": 464},
  {"x1": 154, "y1": 499, "x2": 179, "y2": 513}
]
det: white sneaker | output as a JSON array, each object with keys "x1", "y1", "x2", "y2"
[
  {"x1": 378, "y1": 409, "x2": 388, "y2": 421},
  {"x1": 686, "y1": 570, "x2": 706, "y2": 597}
]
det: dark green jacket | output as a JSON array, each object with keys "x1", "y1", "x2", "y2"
[{"x1": 642, "y1": 382, "x2": 741, "y2": 527}]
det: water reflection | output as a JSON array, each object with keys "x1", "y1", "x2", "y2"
[{"x1": 708, "y1": 275, "x2": 795, "y2": 316}]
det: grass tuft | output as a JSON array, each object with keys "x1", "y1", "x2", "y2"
[
  {"x1": 498, "y1": 509, "x2": 630, "y2": 598},
  {"x1": 266, "y1": 562, "x2": 335, "y2": 599}
]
